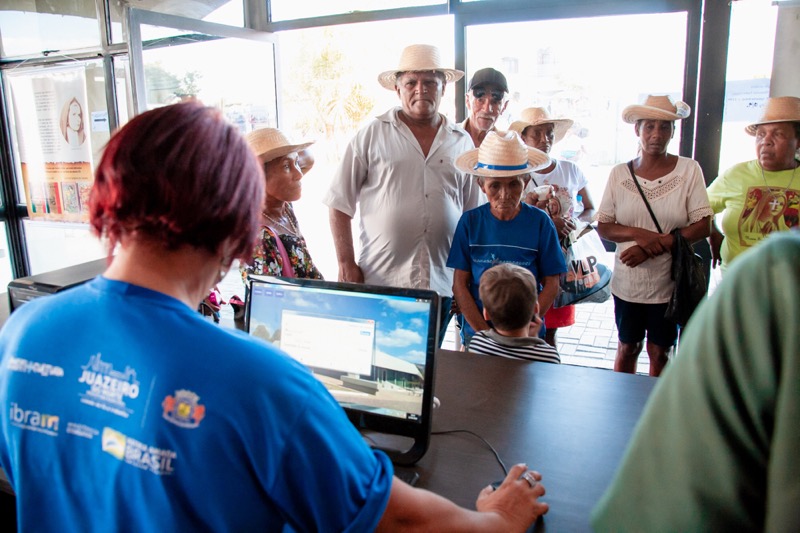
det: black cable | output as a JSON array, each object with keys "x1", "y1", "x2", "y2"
[{"x1": 432, "y1": 429, "x2": 507, "y2": 476}]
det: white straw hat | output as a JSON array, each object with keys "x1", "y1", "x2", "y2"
[
  {"x1": 377, "y1": 44, "x2": 464, "y2": 90},
  {"x1": 455, "y1": 131, "x2": 551, "y2": 178},
  {"x1": 744, "y1": 96, "x2": 800, "y2": 136},
  {"x1": 621, "y1": 95, "x2": 691, "y2": 123},
  {"x1": 508, "y1": 107, "x2": 574, "y2": 144},
  {"x1": 245, "y1": 128, "x2": 314, "y2": 163}
]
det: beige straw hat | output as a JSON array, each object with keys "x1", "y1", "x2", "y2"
[
  {"x1": 744, "y1": 96, "x2": 800, "y2": 136},
  {"x1": 245, "y1": 128, "x2": 314, "y2": 163},
  {"x1": 621, "y1": 95, "x2": 691, "y2": 124},
  {"x1": 455, "y1": 131, "x2": 550, "y2": 178},
  {"x1": 508, "y1": 107, "x2": 574, "y2": 144},
  {"x1": 377, "y1": 44, "x2": 464, "y2": 90}
]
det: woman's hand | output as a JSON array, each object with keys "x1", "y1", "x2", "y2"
[
  {"x1": 708, "y1": 222, "x2": 724, "y2": 269},
  {"x1": 709, "y1": 232, "x2": 723, "y2": 269},
  {"x1": 552, "y1": 216, "x2": 577, "y2": 239},
  {"x1": 634, "y1": 232, "x2": 669, "y2": 257},
  {"x1": 476, "y1": 464, "x2": 549, "y2": 532},
  {"x1": 620, "y1": 245, "x2": 651, "y2": 267}
]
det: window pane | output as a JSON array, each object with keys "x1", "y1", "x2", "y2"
[
  {"x1": 4, "y1": 60, "x2": 111, "y2": 215},
  {"x1": 0, "y1": 223, "x2": 15, "y2": 290},
  {"x1": 6, "y1": 61, "x2": 111, "y2": 212},
  {"x1": 0, "y1": 0, "x2": 100, "y2": 58},
  {"x1": 270, "y1": 0, "x2": 444, "y2": 22},
  {"x1": 134, "y1": 26, "x2": 277, "y2": 133},
  {"x1": 466, "y1": 12, "x2": 687, "y2": 204},
  {"x1": 719, "y1": 0, "x2": 778, "y2": 174},
  {"x1": 23, "y1": 220, "x2": 105, "y2": 275},
  {"x1": 109, "y1": 0, "x2": 244, "y2": 43},
  {"x1": 275, "y1": 16, "x2": 454, "y2": 279}
]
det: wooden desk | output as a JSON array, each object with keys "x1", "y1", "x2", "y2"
[{"x1": 410, "y1": 349, "x2": 656, "y2": 532}]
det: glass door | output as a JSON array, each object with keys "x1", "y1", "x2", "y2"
[
  {"x1": 127, "y1": 8, "x2": 279, "y2": 133},
  {"x1": 465, "y1": 12, "x2": 689, "y2": 204}
]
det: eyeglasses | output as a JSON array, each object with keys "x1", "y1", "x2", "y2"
[{"x1": 471, "y1": 88, "x2": 506, "y2": 104}]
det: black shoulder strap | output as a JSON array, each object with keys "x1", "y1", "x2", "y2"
[{"x1": 627, "y1": 160, "x2": 663, "y2": 233}]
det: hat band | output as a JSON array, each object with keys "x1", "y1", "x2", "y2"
[{"x1": 474, "y1": 162, "x2": 528, "y2": 171}]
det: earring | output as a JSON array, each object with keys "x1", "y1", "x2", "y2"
[{"x1": 217, "y1": 255, "x2": 232, "y2": 285}]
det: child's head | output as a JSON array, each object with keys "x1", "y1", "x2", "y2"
[{"x1": 479, "y1": 263, "x2": 539, "y2": 330}]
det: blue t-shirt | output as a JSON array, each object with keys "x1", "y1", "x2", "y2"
[
  {"x1": 0, "y1": 277, "x2": 392, "y2": 532},
  {"x1": 447, "y1": 202, "x2": 566, "y2": 313}
]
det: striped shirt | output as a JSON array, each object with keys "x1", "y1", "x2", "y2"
[{"x1": 467, "y1": 329, "x2": 561, "y2": 364}]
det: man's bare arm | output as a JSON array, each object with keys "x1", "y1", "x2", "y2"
[{"x1": 329, "y1": 207, "x2": 364, "y2": 283}]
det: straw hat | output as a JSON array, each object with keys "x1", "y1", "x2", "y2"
[
  {"x1": 621, "y1": 95, "x2": 691, "y2": 123},
  {"x1": 508, "y1": 107, "x2": 574, "y2": 144},
  {"x1": 377, "y1": 44, "x2": 464, "y2": 90},
  {"x1": 744, "y1": 96, "x2": 800, "y2": 136},
  {"x1": 245, "y1": 128, "x2": 314, "y2": 163},
  {"x1": 455, "y1": 131, "x2": 550, "y2": 178}
]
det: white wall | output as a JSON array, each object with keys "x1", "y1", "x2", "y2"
[{"x1": 772, "y1": 3, "x2": 800, "y2": 96}]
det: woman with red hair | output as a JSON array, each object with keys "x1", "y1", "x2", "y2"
[{"x1": 0, "y1": 102, "x2": 548, "y2": 532}]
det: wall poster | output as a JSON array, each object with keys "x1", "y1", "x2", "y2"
[{"x1": 8, "y1": 65, "x2": 93, "y2": 222}]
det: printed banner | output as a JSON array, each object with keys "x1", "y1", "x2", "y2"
[{"x1": 8, "y1": 66, "x2": 93, "y2": 222}]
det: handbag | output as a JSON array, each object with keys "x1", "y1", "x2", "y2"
[
  {"x1": 264, "y1": 225, "x2": 296, "y2": 277},
  {"x1": 665, "y1": 229, "x2": 707, "y2": 326},
  {"x1": 554, "y1": 222, "x2": 613, "y2": 307},
  {"x1": 627, "y1": 161, "x2": 706, "y2": 326}
]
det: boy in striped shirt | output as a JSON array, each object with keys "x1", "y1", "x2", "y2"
[{"x1": 466, "y1": 263, "x2": 561, "y2": 364}]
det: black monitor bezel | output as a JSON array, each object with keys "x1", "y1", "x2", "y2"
[{"x1": 245, "y1": 275, "x2": 439, "y2": 465}]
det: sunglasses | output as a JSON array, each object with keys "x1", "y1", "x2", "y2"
[{"x1": 472, "y1": 88, "x2": 506, "y2": 104}]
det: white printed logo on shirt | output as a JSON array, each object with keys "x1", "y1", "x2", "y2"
[{"x1": 78, "y1": 353, "x2": 140, "y2": 418}]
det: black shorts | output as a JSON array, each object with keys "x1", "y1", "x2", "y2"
[{"x1": 613, "y1": 295, "x2": 679, "y2": 347}]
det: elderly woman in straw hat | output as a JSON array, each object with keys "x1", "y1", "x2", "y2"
[
  {"x1": 596, "y1": 95, "x2": 712, "y2": 377},
  {"x1": 510, "y1": 107, "x2": 597, "y2": 348},
  {"x1": 707, "y1": 95, "x2": 800, "y2": 272},
  {"x1": 447, "y1": 131, "x2": 566, "y2": 347},
  {"x1": 240, "y1": 127, "x2": 322, "y2": 288}
]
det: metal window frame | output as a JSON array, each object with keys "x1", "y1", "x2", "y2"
[
  {"x1": 257, "y1": 0, "x2": 728, "y2": 177},
  {"x1": 127, "y1": 8, "x2": 279, "y2": 116},
  {"x1": 0, "y1": 0, "x2": 731, "y2": 279}
]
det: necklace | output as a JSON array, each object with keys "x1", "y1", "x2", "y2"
[
  {"x1": 759, "y1": 161, "x2": 798, "y2": 195},
  {"x1": 263, "y1": 205, "x2": 298, "y2": 237}
]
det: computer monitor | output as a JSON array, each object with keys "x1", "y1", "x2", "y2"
[{"x1": 245, "y1": 275, "x2": 440, "y2": 465}]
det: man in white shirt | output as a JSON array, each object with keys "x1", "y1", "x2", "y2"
[{"x1": 323, "y1": 44, "x2": 482, "y2": 344}]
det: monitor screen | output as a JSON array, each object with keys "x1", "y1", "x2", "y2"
[{"x1": 245, "y1": 276, "x2": 439, "y2": 464}]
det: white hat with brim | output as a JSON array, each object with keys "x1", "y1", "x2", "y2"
[
  {"x1": 245, "y1": 128, "x2": 314, "y2": 163},
  {"x1": 621, "y1": 95, "x2": 691, "y2": 124},
  {"x1": 377, "y1": 44, "x2": 464, "y2": 90},
  {"x1": 508, "y1": 107, "x2": 574, "y2": 144},
  {"x1": 744, "y1": 96, "x2": 800, "y2": 136},
  {"x1": 455, "y1": 130, "x2": 551, "y2": 178}
]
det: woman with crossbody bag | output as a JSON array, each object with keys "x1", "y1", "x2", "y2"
[
  {"x1": 596, "y1": 95, "x2": 712, "y2": 376},
  {"x1": 239, "y1": 128, "x2": 323, "y2": 289}
]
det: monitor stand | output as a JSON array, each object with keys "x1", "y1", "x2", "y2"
[{"x1": 360, "y1": 430, "x2": 428, "y2": 466}]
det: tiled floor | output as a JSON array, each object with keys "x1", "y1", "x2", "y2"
[
  {"x1": 556, "y1": 299, "x2": 639, "y2": 372},
  {"x1": 553, "y1": 263, "x2": 723, "y2": 375}
]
